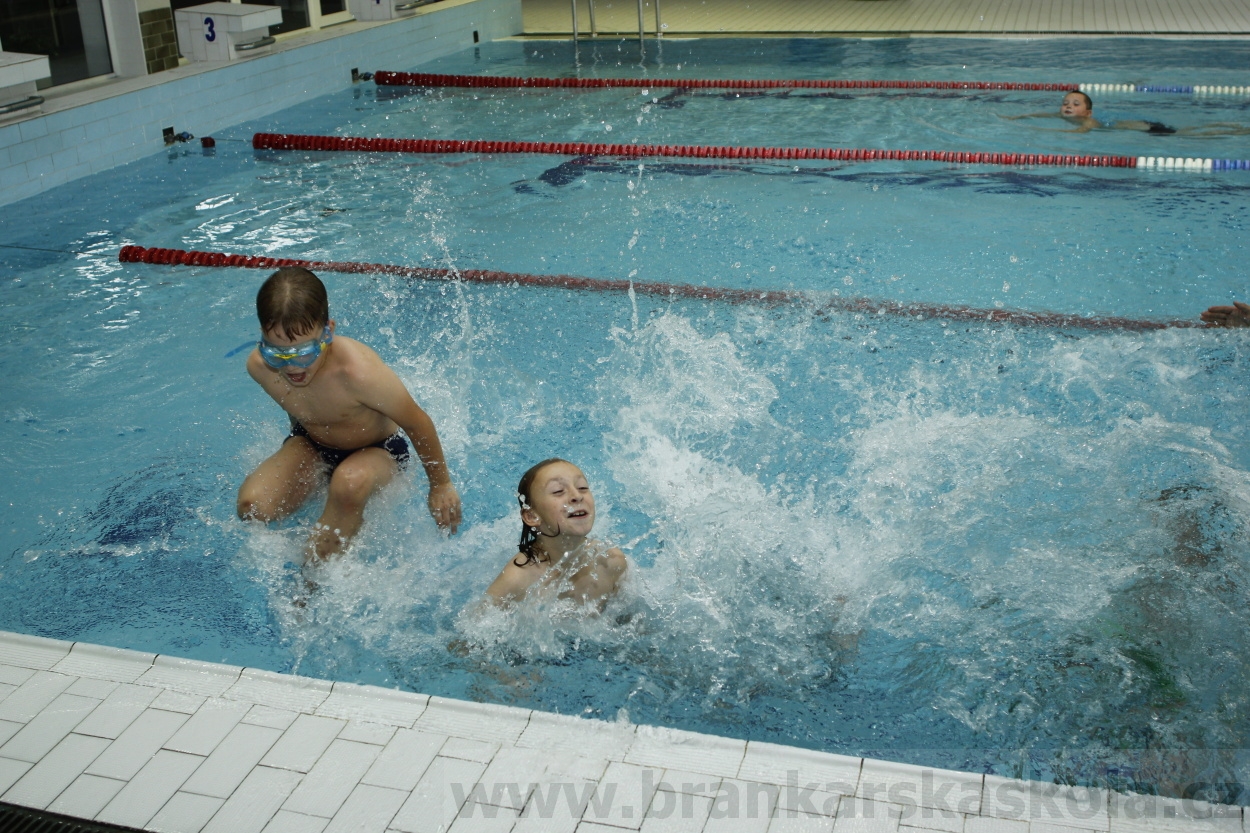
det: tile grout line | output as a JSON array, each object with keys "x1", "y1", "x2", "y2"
[{"x1": 1, "y1": 626, "x2": 1243, "y2": 833}]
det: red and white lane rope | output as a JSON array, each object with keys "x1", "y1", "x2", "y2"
[
  {"x1": 373, "y1": 71, "x2": 1078, "y2": 91},
  {"x1": 372, "y1": 72, "x2": 1250, "y2": 97},
  {"x1": 252, "y1": 133, "x2": 1246, "y2": 172},
  {"x1": 252, "y1": 132, "x2": 1139, "y2": 169},
  {"x1": 117, "y1": 246, "x2": 1197, "y2": 332}
]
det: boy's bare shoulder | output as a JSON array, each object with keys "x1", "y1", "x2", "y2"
[
  {"x1": 245, "y1": 347, "x2": 267, "y2": 380},
  {"x1": 329, "y1": 335, "x2": 383, "y2": 367},
  {"x1": 328, "y1": 337, "x2": 396, "y2": 384}
]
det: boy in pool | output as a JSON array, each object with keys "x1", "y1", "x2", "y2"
[
  {"x1": 1006, "y1": 90, "x2": 1250, "y2": 135},
  {"x1": 237, "y1": 267, "x2": 461, "y2": 561},
  {"x1": 485, "y1": 459, "x2": 628, "y2": 607},
  {"x1": 1201, "y1": 300, "x2": 1250, "y2": 327}
]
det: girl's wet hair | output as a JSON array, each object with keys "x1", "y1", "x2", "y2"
[
  {"x1": 514, "y1": 457, "x2": 571, "y2": 567},
  {"x1": 257, "y1": 267, "x2": 329, "y2": 336}
]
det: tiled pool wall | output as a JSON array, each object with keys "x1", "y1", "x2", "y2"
[
  {"x1": 0, "y1": 629, "x2": 1244, "y2": 833},
  {"x1": 0, "y1": 0, "x2": 521, "y2": 208}
]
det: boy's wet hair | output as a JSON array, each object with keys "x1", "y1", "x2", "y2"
[
  {"x1": 256, "y1": 267, "x2": 329, "y2": 336},
  {"x1": 514, "y1": 457, "x2": 571, "y2": 567},
  {"x1": 1068, "y1": 90, "x2": 1093, "y2": 110}
]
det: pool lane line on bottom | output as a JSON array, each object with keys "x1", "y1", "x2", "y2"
[
  {"x1": 372, "y1": 71, "x2": 1250, "y2": 97},
  {"x1": 249, "y1": 134, "x2": 1246, "y2": 172},
  {"x1": 117, "y1": 246, "x2": 1199, "y2": 333}
]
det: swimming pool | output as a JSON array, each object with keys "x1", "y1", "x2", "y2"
[{"x1": 1, "y1": 36, "x2": 1248, "y2": 801}]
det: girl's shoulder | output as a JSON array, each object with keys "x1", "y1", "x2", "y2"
[{"x1": 485, "y1": 552, "x2": 546, "y2": 602}]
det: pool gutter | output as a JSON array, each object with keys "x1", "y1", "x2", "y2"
[{"x1": 0, "y1": 630, "x2": 1242, "y2": 832}]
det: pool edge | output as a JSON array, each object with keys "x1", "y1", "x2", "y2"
[{"x1": 0, "y1": 629, "x2": 1242, "y2": 832}]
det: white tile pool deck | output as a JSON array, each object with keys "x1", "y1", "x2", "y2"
[
  {"x1": 0, "y1": 630, "x2": 1244, "y2": 832},
  {"x1": 6, "y1": 2, "x2": 1250, "y2": 831}
]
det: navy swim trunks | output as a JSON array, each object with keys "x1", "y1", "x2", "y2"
[
  {"x1": 1147, "y1": 121, "x2": 1177, "y2": 135},
  {"x1": 286, "y1": 421, "x2": 410, "y2": 469}
]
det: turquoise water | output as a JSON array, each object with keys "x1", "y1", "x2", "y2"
[{"x1": 0, "y1": 37, "x2": 1248, "y2": 799}]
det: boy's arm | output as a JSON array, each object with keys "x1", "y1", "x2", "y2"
[
  {"x1": 355, "y1": 358, "x2": 462, "y2": 533},
  {"x1": 399, "y1": 402, "x2": 462, "y2": 533}
]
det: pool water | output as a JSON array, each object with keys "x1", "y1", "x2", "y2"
[{"x1": 1, "y1": 37, "x2": 1248, "y2": 799}]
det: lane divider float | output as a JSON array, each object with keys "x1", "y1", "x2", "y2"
[
  {"x1": 252, "y1": 133, "x2": 1248, "y2": 172},
  {"x1": 117, "y1": 245, "x2": 1198, "y2": 332},
  {"x1": 372, "y1": 72, "x2": 1250, "y2": 96},
  {"x1": 1082, "y1": 83, "x2": 1250, "y2": 95},
  {"x1": 374, "y1": 71, "x2": 1077, "y2": 91},
  {"x1": 253, "y1": 132, "x2": 1140, "y2": 168}
]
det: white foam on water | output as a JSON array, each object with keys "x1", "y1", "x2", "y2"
[{"x1": 226, "y1": 289, "x2": 1249, "y2": 782}]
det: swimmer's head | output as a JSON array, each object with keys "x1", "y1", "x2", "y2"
[
  {"x1": 1061, "y1": 91, "x2": 1093, "y2": 118},
  {"x1": 257, "y1": 267, "x2": 329, "y2": 340},
  {"x1": 515, "y1": 458, "x2": 593, "y2": 565}
]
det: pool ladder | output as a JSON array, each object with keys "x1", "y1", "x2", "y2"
[{"x1": 571, "y1": 0, "x2": 662, "y2": 41}]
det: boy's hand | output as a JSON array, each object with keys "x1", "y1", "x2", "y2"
[{"x1": 428, "y1": 481, "x2": 462, "y2": 533}]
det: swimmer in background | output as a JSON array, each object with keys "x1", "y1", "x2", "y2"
[
  {"x1": 1201, "y1": 300, "x2": 1250, "y2": 327},
  {"x1": 1005, "y1": 90, "x2": 1250, "y2": 135},
  {"x1": 485, "y1": 459, "x2": 628, "y2": 608},
  {"x1": 237, "y1": 267, "x2": 461, "y2": 563}
]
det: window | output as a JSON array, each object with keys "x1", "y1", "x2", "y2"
[
  {"x1": 243, "y1": 0, "x2": 350, "y2": 35},
  {"x1": 0, "y1": 0, "x2": 113, "y2": 87}
]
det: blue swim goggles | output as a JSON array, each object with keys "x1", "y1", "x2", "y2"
[{"x1": 258, "y1": 325, "x2": 332, "y2": 369}]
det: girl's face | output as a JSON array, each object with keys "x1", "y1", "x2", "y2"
[{"x1": 521, "y1": 461, "x2": 595, "y2": 540}]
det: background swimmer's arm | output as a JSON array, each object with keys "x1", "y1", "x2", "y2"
[
  {"x1": 1004, "y1": 113, "x2": 1099, "y2": 132},
  {"x1": 1034, "y1": 118, "x2": 1100, "y2": 133},
  {"x1": 1200, "y1": 300, "x2": 1250, "y2": 327}
]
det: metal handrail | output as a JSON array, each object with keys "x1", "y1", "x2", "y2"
[
  {"x1": 235, "y1": 35, "x2": 275, "y2": 50},
  {"x1": 575, "y1": 0, "x2": 658, "y2": 42},
  {"x1": 0, "y1": 95, "x2": 43, "y2": 115}
]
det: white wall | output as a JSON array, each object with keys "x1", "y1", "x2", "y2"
[
  {"x1": 0, "y1": 0, "x2": 522, "y2": 207},
  {"x1": 103, "y1": 0, "x2": 149, "y2": 78}
]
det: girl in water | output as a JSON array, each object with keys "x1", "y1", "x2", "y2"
[{"x1": 485, "y1": 458, "x2": 629, "y2": 607}]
